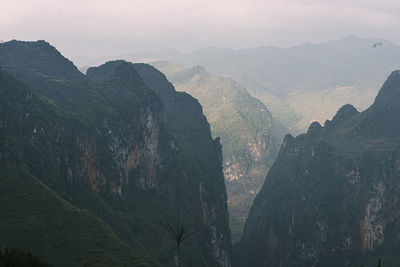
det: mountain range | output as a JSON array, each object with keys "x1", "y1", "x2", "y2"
[{"x1": 74, "y1": 36, "x2": 400, "y2": 133}]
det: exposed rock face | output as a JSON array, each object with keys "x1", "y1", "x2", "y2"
[
  {"x1": 0, "y1": 41, "x2": 231, "y2": 266},
  {"x1": 223, "y1": 131, "x2": 274, "y2": 182},
  {"x1": 235, "y1": 70, "x2": 400, "y2": 267},
  {"x1": 133, "y1": 63, "x2": 232, "y2": 266},
  {"x1": 152, "y1": 62, "x2": 282, "y2": 242}
]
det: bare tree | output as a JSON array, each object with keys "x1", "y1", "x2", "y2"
[{"x1": 160, "y1": 219, "x2": 196, "y2": 267}]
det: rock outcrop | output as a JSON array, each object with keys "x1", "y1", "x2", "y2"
[{"x1": 235, "y1": 70, "x2": 400, "y2": 267}]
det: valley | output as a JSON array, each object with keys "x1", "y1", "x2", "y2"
[{"x1": 1, "y1": 36, "x2": 400, "y2": 266}]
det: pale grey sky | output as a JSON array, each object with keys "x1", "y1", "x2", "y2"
[{"x1": 1, "y1": 0, "x2": 400, "y2": 58}]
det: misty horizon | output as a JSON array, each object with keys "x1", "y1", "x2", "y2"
[
  {"x1": 2, "y1": 0, "x2": 400, "y2": 59},
  {"x1": 3, "y1": 34, "x2": 400, "y2": 63}
]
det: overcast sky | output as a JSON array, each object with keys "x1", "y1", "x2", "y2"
[{"x1": 1, "y1": 0, "x2": 400, "y2": 59}]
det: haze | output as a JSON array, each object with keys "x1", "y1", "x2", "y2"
[{"x1": 2, "y1": 0, "x2": 400, "y2": 59}]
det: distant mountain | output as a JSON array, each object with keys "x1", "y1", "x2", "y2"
[
  {"x1": 183, "y1": 36, "x2": 400, "y2": 132},
  {"x1": 152, "y1": 61, "x2": 289, "y2": 242},
  {"x1": 234, "y1": 70, "x2": 400, "y2": 266},
  {"x1": 0, "y1": 41, "x2": 231, "y2": 266},
  {"x1": 79, "y1": 36, "x2": 400, "y2": 132},
  {"x1": 72, "y1": 49, "x2": 183, "y2": 69}
]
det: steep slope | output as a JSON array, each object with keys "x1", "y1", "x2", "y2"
[
  {"x1": 0, "y1": 40, "x2": 231, "y2": 266},
  {"x1": 152, "y1": 61, "x2": 284, "y2": 242},
  {"x1": 235, "y1": 70, "x2": 400, "y2": 267},
  {"x1": 88, "y1": 60, "x2": 232, "y2": 266}
]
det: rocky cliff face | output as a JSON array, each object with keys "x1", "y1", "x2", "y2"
[
  {"x1": 0, "y1": 41, "x2": 231, "y2": 266},
  {"x1": 235, "y1": 70, "x2": 400, "y2": 267},
  {"x1": 132, "y1": 62, "x2": 232, "y2": 266},
  {"x1": 152, "y1": 61, "x2": 282, "y2": 242}
]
